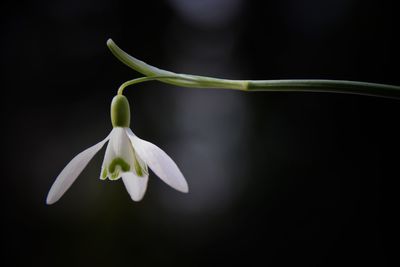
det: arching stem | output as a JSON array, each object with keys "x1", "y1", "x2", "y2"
[{"x1": 107, "y1": 39, "x2": 400, "y2": 99}]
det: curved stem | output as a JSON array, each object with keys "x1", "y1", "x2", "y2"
[
  {"x1": 118, "y1": 75, "x2": 198, "y2": 95},
  {"x1": 107, "y1": 38, "x2": 400, "y2": 99}
]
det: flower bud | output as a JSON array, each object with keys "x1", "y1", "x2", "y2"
[{"x1": 111, "y1": 95, "x2": 130, "y2": 127}]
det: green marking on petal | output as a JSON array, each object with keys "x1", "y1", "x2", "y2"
[
  {"x1": 132, "y1": 151, "x2": 148, "y2": 177},
  {"x1": 109, "y1": 157, "x2": 131, "y2": 173},
  {"x1": 110, "y1": 169, "x2": 120, "y2": 180},
  {"x1": 106, "y1": 157, "x2": 131, "y2": 180},
  {"x1": 101, "y1": 168, "x2": 108, "y2": 179},
  {"x1": 134, "y1": 157, "x2": 144, "y2": 177}
]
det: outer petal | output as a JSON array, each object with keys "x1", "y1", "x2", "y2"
[
  {"x1": 46, "y1": 134, "x2": 110, "y2": 205},
  {"x1": 121, "y1": 172, "x2": 149, "y2": 201},
  {"x1": 126, "y1": 128, "x2": 189, "y2": 193}
]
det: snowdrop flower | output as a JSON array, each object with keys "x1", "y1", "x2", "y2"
[{"x1": 46, "y1": 95, "x2": 188, "y2": 204}]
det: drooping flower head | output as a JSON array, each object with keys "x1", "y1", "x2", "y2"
[{"x1": 46, "y1": 95, "x2": 188, "y2": 204}]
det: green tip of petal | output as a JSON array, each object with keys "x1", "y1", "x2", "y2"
[
  {"x1": 110, "y1": 170, "x2": 120, "y2": 180},
  {"x1": 101, "y1": 168, "x2": 108, "y2": 180},
  {"x1": 111, "y1": 95, "x2": 131, "y2": 127}
]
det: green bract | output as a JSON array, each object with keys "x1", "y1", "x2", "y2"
[{"x1": 111, "y1": 95, "x2": 130, "y2": 127}]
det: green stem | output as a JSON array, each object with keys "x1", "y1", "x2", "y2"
[
  {"x1": 247, "y1": 80, "x2": 400, "y2": 98},
  {"x1": 118, "y1": 75, "x2": 198, "y2": 95},
  {"x1": 107, "y1": 38, "x2": 400, "y2": 99}
]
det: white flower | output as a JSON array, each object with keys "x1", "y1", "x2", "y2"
[{"x1": 46, "y1": 95, "x2": 188, "y2": 205}]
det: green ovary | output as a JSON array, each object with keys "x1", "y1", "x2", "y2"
[{"x1": 111, "y1": 95, "x2": 130, "y2": 128}]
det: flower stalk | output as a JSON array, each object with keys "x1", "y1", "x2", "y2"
[{"x1": 107, "y1": 38, "x2": 400, "y2": 99}]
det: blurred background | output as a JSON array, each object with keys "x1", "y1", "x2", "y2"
[{"x1": 1, "y1": 0, "x2": 399, "y2": 266}]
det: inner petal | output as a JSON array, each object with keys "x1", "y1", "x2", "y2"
[
  {"x1": 101, "y1": 128, "x2": 143, "y2": 180},
  {"x1": 109, "y1": 157, "x2": 131, "y2": 173},
  {"x1": 133, "y1": 154, "x2": 148, "y2": 177},
  {"x1": 101, "y1": 167, "x2": 108, "y2": 180},
  {"x1": 110, "y1": 165, "x2": 121, "y2": 180}
]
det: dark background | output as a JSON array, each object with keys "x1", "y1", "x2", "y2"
[{"x1": 1, "y1": 0, "x2": 399, "y2": 266}]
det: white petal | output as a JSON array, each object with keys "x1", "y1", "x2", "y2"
[
  {"x1": 126, "y1": 128, "x2": 189, "y2": 193},
  {"x1": 100, "y1": 129, "x2": 117, "y2": 180},
  {"x1": 121, "y1": 172, "x2": 149, "y2": 201},
  {"x1": 100, "y1": 128, "x2": 136, "y2": 180},
  {"x1": 100, "y1": 141, "x2": 113, "y2": 180},
  {"x1": 110, "y1": 127, "x2": 134, "y2": 160},
  {"x1": 46, "y1": 134, "x2": 110, "y2": 205}
]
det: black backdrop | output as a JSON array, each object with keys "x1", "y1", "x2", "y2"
[{"x1": 1, "y1": 0, "x2": 399, "y2": 266}]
